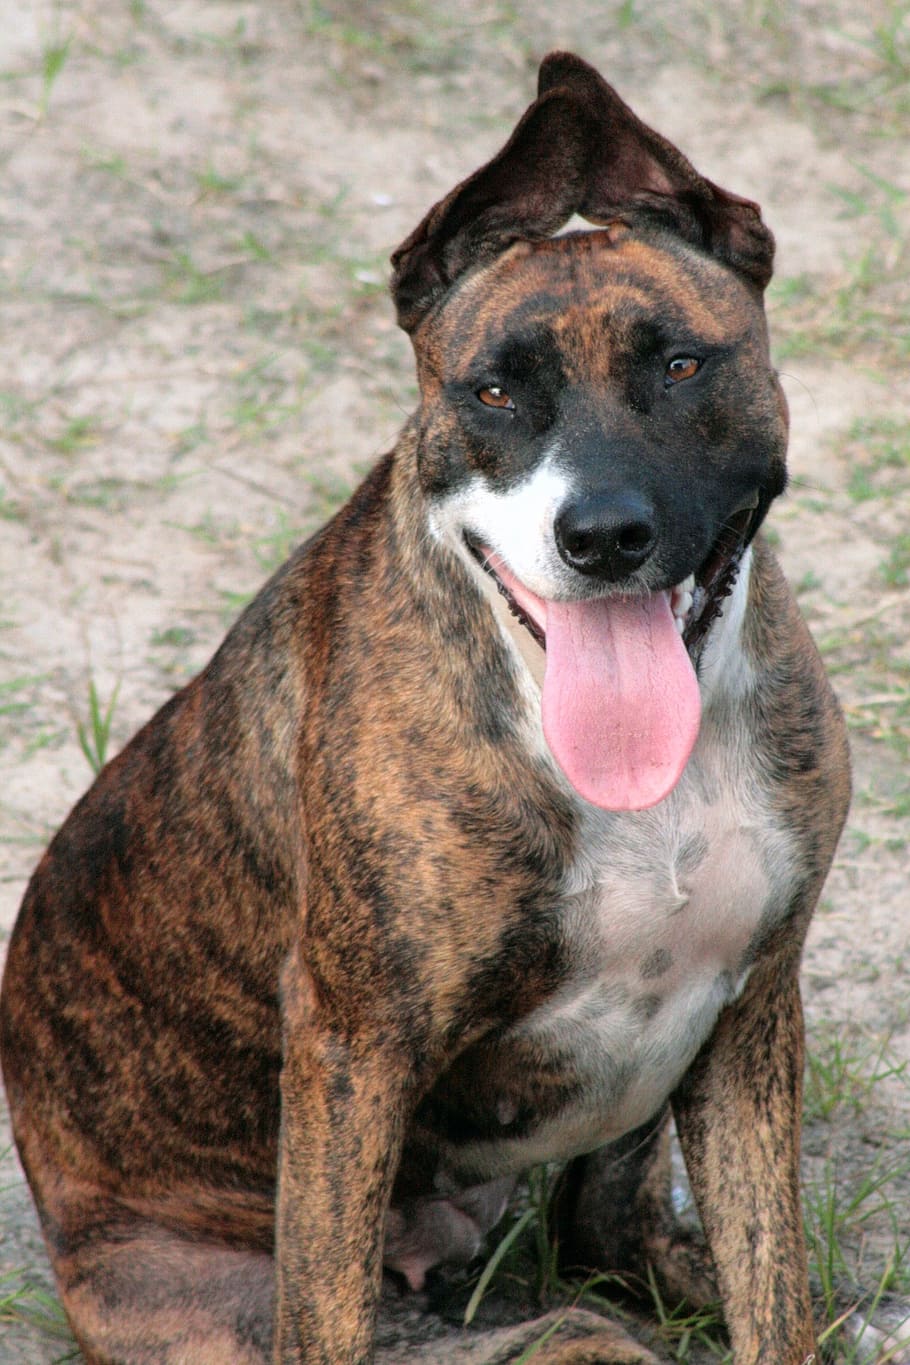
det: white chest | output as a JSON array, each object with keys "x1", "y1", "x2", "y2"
[{"x1": 460, "y1": 725, "x2": 800, "y2": 1177}]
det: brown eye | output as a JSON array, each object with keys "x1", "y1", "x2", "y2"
[
  {"x1": 477, "y1": 385, "x2": 515, "y2": 411},
  {"x1": 666, "y1": 357, "x2": 700, "y2": 385}
]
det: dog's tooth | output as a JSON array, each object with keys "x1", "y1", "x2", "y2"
[
  {"x1": 670, "y1": 578, "x2": 694, "y2": 628},
  {"x1": 674, "y1": 614, "x2": 685, "y2": 636}
]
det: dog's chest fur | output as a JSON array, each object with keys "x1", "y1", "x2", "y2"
[
  {"x1": 427, "y1": 560, "x2": 798, "y2": 1179},
  {"x1": 504, "y1": 748, "x2": 791, "y2": 1161}
]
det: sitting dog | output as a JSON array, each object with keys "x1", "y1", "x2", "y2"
[{"x1": 1, "y1": 51, "x2": 850, "y2": 1364}]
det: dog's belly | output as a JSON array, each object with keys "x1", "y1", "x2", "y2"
[{"x1": 432, "y1": 742, "x2": 798, "y2": 1180}]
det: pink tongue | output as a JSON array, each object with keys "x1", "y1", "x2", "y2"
[{"x1": 541, "y1": 592, "x2": 701, "y2": 811}]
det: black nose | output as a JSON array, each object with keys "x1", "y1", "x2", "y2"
[{"x1": 554, "y1": 490, "x2": 657, "y2": 580}]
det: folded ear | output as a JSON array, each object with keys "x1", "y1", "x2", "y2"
[
  {"x1": 536, "y1": 53, "x2": 775, "y2": 292},
  {"x1": 391, "y1": 51, "x2": 774, "y2": 334},
  {"x1": 390, "y1": 86, "x2": 597, "y2": 334}
]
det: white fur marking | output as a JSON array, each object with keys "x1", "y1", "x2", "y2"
[{"x1": 429, "y1": 450, "x2": 572, "y2": 601}]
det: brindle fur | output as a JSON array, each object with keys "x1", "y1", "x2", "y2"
[{"x1": 1, "y1": 53, "x2": 849, "y2": 1364}]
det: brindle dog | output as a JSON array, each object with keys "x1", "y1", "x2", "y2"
[{"x1": 1, "y1": 52, "x2": 849, "y2": 1365}]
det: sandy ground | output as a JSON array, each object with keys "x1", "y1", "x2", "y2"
[{"x1": 1, "y1": 2, "x2": 909, "y2": 1361}]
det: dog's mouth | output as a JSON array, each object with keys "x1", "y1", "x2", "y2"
[
  {"x1": 463, "y1": 496, "x2": 758, "y2": 813},
  {"x1": 465, "y1": 494, "x2": 758, "y2": 661},
  {"x1": 682, "y1": 495, "x2": 759, "y2": 654}
]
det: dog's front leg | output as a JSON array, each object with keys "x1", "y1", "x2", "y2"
[
  {"x1": 672, "y1": 952, "x2": 815, "y2": 1365},
  {"x1": 275, "y1": 950, "x2": 411, "y2": 1364}
]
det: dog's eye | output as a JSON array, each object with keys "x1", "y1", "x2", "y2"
[
  {"x1": 477, "y1": 386, "x2": 516, "y2": 411},
  {"x1": 665, "y1": 357, "x2": 701, "y2": 385}
]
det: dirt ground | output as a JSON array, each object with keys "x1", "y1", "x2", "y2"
[{"x1": 1, "y1": 2, "x2": 909, "y2": 1361}]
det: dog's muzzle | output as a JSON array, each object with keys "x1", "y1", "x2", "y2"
[{"x1": 463, "y1": 489, "x2": 760, "y2": 813}]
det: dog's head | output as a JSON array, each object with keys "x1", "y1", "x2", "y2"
[{"x1": 391, "y1": 53, "x2": 789, "y2": 813}]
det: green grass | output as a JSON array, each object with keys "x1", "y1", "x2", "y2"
[
  {"x1": 807, "y1": 1158, "x2": 910, "y2": 1364},
  {"x1": 171, "y1": 509, "x2": 241, "y2": 548},
  {"x1": 0, "y1": 1270, "x2": 75, "y2": 1352},
  {"x1": 253, "y1": 512, "x2": 307, "y2": 572},
  {"x1": 880, "y1": 534, "x2": 910, "y2": 588},
  {"x1": 0, "y1": 676, "x2": 46, "y2": 721},
  {"x1": 644, "y1": 1273, "x2": 728, "y2": 1361},
  {"x1": 195, "y1": 162, "x2": 242, "y2": 197},
  {"x1": 463, "y1": 1205, "x2": 536, "y2": 1327},
  {"x1": 151, "y1": 626, "x2": 196, "y2": 649},
  {"x1": 842, "y1": 416, "x2": 910, "y2": 503},
  {"x1": 39, "y1": 31, "x2": 72, "y2": 118},
  {"x1": 803, "y1": 1026, "x2": 910, "y2": 1352},
  {"x1": 163, "y1": 250, "x2": 226, "y2": 305},
  {"x1": 77, "y1": 678, "x2": 121, "y2": 774},
  {"x1": 805, "y1": 1026, "x2": 908, "y2": 1122},
  {"x1": 47, "y1": 416, "x2": 101, "y2": 456}
]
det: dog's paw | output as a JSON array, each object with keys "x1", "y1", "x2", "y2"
[{"x1": 842, "y1": 1298, "x2": 910, "y2": 1364}]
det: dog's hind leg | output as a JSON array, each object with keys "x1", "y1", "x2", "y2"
[
  {"x1": 47, "y1": 1206, "x2": 274, "y2": 1365},
  {"x1": 552, "y1": 1109, "x2": 718, "y2": 1312}
]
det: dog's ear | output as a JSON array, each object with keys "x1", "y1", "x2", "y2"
[
  {"x1": 390, "y1": 83, "x2": 596, "y2": 334},
  {"x1": 391, "y1": 51, "x2": 774, "y2": 334},
  {"x1": 536, "y1": 53, "x2": 775, "y2": 292}
]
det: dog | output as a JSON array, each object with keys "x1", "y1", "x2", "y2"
[{"x1": 1, "y1": 52, "x2": 850, "y2": 1364}]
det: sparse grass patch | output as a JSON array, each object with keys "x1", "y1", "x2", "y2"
[
  {"x1": 805, "y1": 1025, "x2": 908, "y2": 1122},
  {"x1": 149, "y1": 624, "x2": 200, "y2": 685},
  {"x1": 253, "y1": 511, "x2": 308, "y2": 573},
  {"x1": 0, "y1": 1269, "x2": 75, "y2": 1352},
  {"x1": 173, "y1": 421, "x2": 212, "y2": 456},
  {"x1": 0, "y1": 484, "x2": 25, "y2": 520},
  {"x1": 80, "y1": 145, "x2": 129, "y2": 179},
  {"x1": 643, "y1": 1274, "x2": 728, "y2": 1361},
  {"x1": 880, "y1": 534, "x2": 910, "y2": 588},
  {"x1": 38, "y1": 28, "x2": 73, "y2": 119},
  {"x1": 645, "y1": 0, "x2": 910, "y2": 139},
  {"x1": 463, "y1": 1205, "x2": 536, "y2": 1327},
  {"x1": 455, "y1": 1020, "x2": 910, "y2": 1361},
  {"x1": 0, "y1": 387, "x2": 41, "y2": 437},
  {"x1": 195, "y1": 162, "x2": 243, "y2": 197},
  {"x1": 770, "y1": 238, "x2": 910, "y2": 365},
  {"x1": 163, "y1": 250, "x2": 226, "y2": 305},
  {"x1": 171, "y1": 509, "x2": 242, "y2": 548},
  {"x1": 459, "y1": 1162, "x2": 729, "y2": 1361},
  {"x1": 0, "y1": 676, "x2": 47, "y2": 753},
  {"x1": 770, "y1": 156, "x2": 909, "y2": 366},
  {"x1": 151, "y1": 625, "x2": 196, "y2": 649},
  {"x1": 803, "y1": 1021, "x2": 910, "y2": 1358},
  {"x1": 806, "y1": 1156, "x2": 910, "y2": 1343},
  {"x1": 817, "y1": 604, "x2": 910, "y2": 768},
  {"x1": 46, "y1": 415, "x2": 102, "y2": 456},
  {"x1": 847, "y1": 422, "x2": 910, "y2": 498},
  {"x1": 300, "y1": 470, "x2": 355, "y2": 527},
  {"x1": 63, "y1": 477, "x2": 136, "y2": 512},
  {"x1": 238, "y1": 230, "x2": 273, "y2": 263},
  {"x1": 229, "y1": 355, "x2": 304, "y2": 436},
  {"x1": 810, "y1": 2, "x2": 910, "y2": 129}
]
